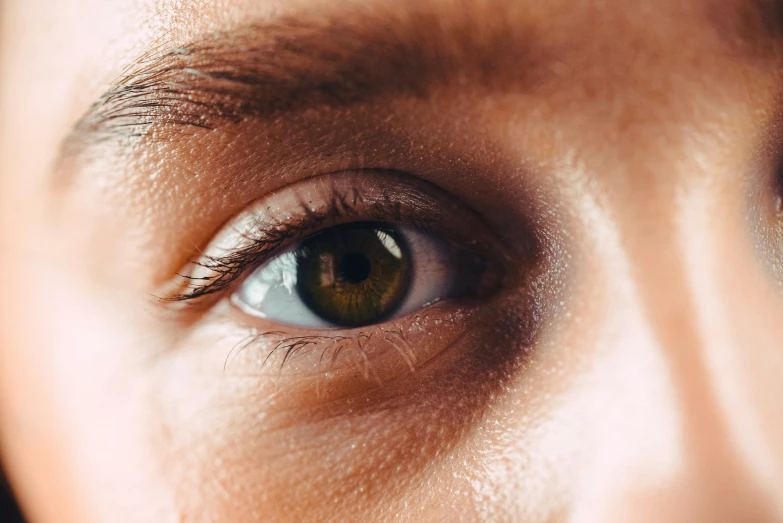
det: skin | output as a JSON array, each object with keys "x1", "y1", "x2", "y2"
[{"x1": 2, "y1": 0, "x2": 783, "y2": 521}]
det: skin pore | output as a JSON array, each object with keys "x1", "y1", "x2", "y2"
[{"x1": 2, "y1": 0, "x2": 783, "y2": 521}]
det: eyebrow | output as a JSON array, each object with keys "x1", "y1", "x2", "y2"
[
  {"x1": 61, "y1": 9, "x2": 542, "y2": 154},
  {"x1": 59, "y1": 0, "x2": 783, "y2": 164}
]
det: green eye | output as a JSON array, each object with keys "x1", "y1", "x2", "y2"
[{"x1": 296, "y1": 223, "x2": 412, "y2": 327}]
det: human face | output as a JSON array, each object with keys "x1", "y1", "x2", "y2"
[{"x1": 2, "y1": 0, "x2": 783, "y2": 521}]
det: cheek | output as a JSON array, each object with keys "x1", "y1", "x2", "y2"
[
  {"x1": 147, "y1": 326, "x2": 489, "y2": 517},
  {"x1": 0, "y1": 267, "x2": 179, "y2": 522}
]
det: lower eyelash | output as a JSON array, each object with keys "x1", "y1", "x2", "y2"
[{"x1": 222, "y1": 304, "x2": 471, "y2": 380}]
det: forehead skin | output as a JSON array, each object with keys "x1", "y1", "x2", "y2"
[{"x1": 3, "y1": 0, "x2": 783, "y2": 522}]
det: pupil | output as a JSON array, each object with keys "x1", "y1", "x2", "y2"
[{"x1": 339, "y1": 252, "x2": 372, "y2": 284}]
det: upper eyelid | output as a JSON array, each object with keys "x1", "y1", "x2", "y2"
[
  {"x1": 163, "y1": 171, "x2": 509, "y2": 304},
  {"x1": 167, "y1": 206, "x2": 338, "y2": 302},
  {"x1": 167, "y1": 199, "x2": 429, "y2": 302}
]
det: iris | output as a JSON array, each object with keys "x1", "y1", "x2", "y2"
[{"x1": 296, "y1": 223, "x2": 412, "y2": 327}]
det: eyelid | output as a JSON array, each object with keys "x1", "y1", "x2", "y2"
[
  {"x1": 164, "y1": 170, "x2": 510, "y2": 305},
  {"x1": 158, "y1": 170, "x2": 526, "y2": 406}
]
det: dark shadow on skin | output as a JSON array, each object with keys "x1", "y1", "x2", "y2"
[{"x1": 0, "y1": 463, "x2": 26, "y2": 523}]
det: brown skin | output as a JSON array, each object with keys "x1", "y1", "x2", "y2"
[{"x1": 2, "y1": 0, "x2": 783, "y2": 521}]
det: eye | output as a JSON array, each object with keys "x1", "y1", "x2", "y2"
[{"x1": 231, "y1": 221, "x2": 488, "y2": 328}]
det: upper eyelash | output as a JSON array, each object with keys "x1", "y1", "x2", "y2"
[
  {"x1": 170, "y1": 232, "x2": 290, "y2": 302},
  {"x1": 167, "y1": 186, "x2": 439, "y2": 302},
  {"x1": 168, "y1": 194, "x2": 350, "y2": 302}
]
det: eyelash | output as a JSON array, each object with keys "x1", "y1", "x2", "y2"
[
  {"x1": 224, "y1": 303, "x2": 470, "y2": 376},
  {"x1": 168, "y1": 185, "x2": 440, "y2": 303}
]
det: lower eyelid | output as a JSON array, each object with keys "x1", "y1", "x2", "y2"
[{"x1": 207, "y1": 299, "x2": 479, "y2": 409}]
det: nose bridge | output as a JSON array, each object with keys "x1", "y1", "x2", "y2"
[{"x1": 595, "y1": 166, "x2": 777, "y2": 521}]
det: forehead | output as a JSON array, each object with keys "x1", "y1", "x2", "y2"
[
  {"x1": 3, "y1": 0, "x2": 781, "y2": 95},
  {"x1": 1, "y1": 0, "x2": 782, "y2": 194},
  {"x1": 1, "y1": 0, "x2": 779, "y2": 103}
]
